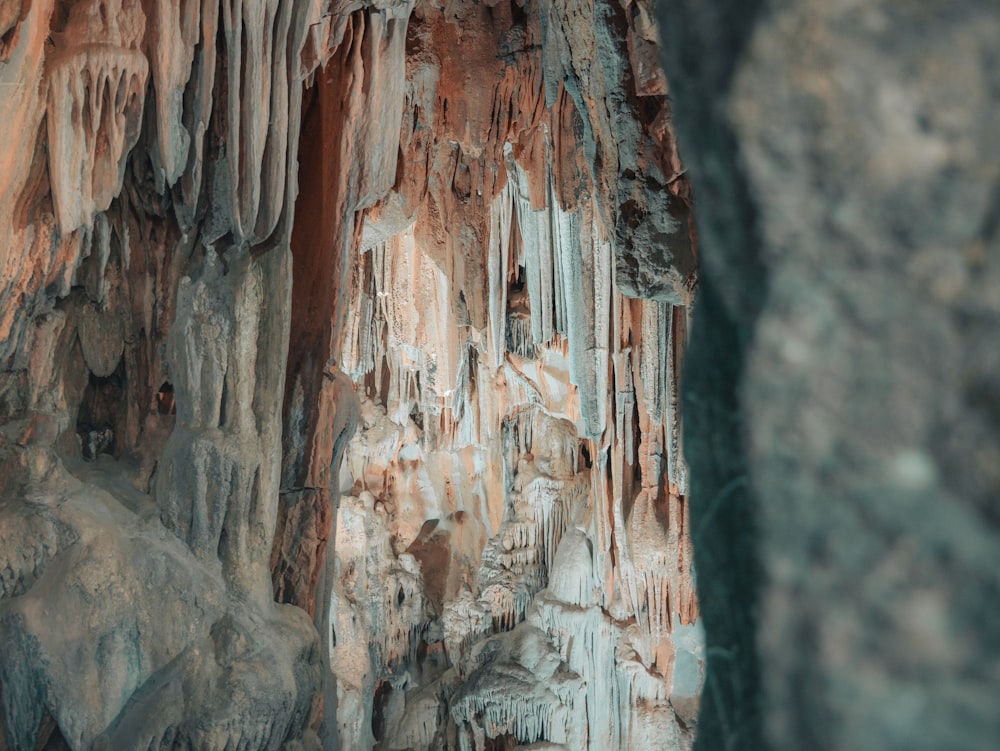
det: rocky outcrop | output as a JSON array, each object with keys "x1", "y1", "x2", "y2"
[
  {"x1": 656, "y1": 1, "x2": 1000, "y2": 750},
  {"x1": 272, "y1": 2, "x2": 702, "y2": 749},
  {"x1": 0, "y1": 1, "x2": 699, "y2": 749}
]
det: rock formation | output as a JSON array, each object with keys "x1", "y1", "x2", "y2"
[
  {"x1": 4, "y1": 0, "x2": 997, "y2": 750},
  {"x1": 1, "y1": 1, "x2": 700, "y2": 749}
]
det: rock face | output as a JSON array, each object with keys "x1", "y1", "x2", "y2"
[
  {"x1": 1, "y1": 1, "x2": 701, "y2": 750},
  {"x1": 5, "y1": 0, "x2": 998, "y2": 750},
  {"x1": 656, "y1": 1, "x2": 1000, "y2": 751},
  {"x1": 278, "y1": 1, "x2": 702, "y2": 748},
  {"x1": 1, "y1": 0, "x2": 324, "y2": 748}
]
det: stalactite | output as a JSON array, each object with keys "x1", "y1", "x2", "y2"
[
  {"x1": 0, "y1": 1, "x2": 699, "y2": 749},
  {"x1": 46, "y1": 43, "x2": 148, "y2": 233}
]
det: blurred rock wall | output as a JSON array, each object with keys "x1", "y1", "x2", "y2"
[{"x1": 656, "y1": 1, "x2": 1000, "y2": 750}]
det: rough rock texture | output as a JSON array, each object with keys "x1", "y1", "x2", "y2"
[
  {"x1": 279, "y1": 2, "x2": 702, "y2": 747},
  {"x1": 7, "y1": 0, "x2": 997, "y2": 749},
  {"x1": 1, "y1": 0, "x2": 327, "y2": 748},
  {"x1": 1, "y1": 1, "x2": 700, "y2": 750},
  {"x1": 656, "y1": 1, "x2": 1000, "y2": 750}
]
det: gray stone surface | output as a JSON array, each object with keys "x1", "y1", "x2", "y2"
[
  {"x1": 0, "y1": 466, "x2": 319, "y2": 751},
  {"x1": 657, "y1": 1, "x2": 1000, "y2": 749}
]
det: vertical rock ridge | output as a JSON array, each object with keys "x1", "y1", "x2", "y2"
[{"x1": 657, "y1": 1, "x2": 1000, "y2": 750}]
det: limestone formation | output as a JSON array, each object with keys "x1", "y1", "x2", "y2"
[
  {"x1": 7, "y1": 0, "x2": 993, "y2": 750},
  {"x1": 1, "y1": 1, "x2": 700, "y2": 749},
  {"x1": 2, "y1": 0, "x2": 325, "y2": 748}
]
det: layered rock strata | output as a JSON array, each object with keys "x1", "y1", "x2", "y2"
[{"x1": 1, "y1": 1, "x2": 700, "y2": 749}]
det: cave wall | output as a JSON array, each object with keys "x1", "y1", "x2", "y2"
[
  {"x1": 4, "y1": 0, "x2": 998, "y2": 750},
  {"x1": 656, "y1": 1, "x2": 1000, "y2": 750},
  {"x1": 1, "y1": 1, "x2": 703, "y2": 750},
  {"x1": 274, "y1": 2, "x2": 703, "y2": 748},
  {"x1": 0, "y1": 0, "x2": 327, "y2": 748}
]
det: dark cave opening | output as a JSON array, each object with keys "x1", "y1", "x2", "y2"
[
  {"x1": 506, "y1": 265, "x2": 534, "y2": 359},
  {"x1": 371, "y1": 679, "x2": 392, "y2": 742},
  {"x1": 483, "y1": 732, "x2": 519, "y2": 751},
  {"x1": 155, "y1": 381, "x2": 176, "y2": 415},
  {"x1": 35, "y1": 711, "x2": 71, "y2": 751},
  {"x1": 76, "y1": 358, "x2": 126, "y2": 460}
]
